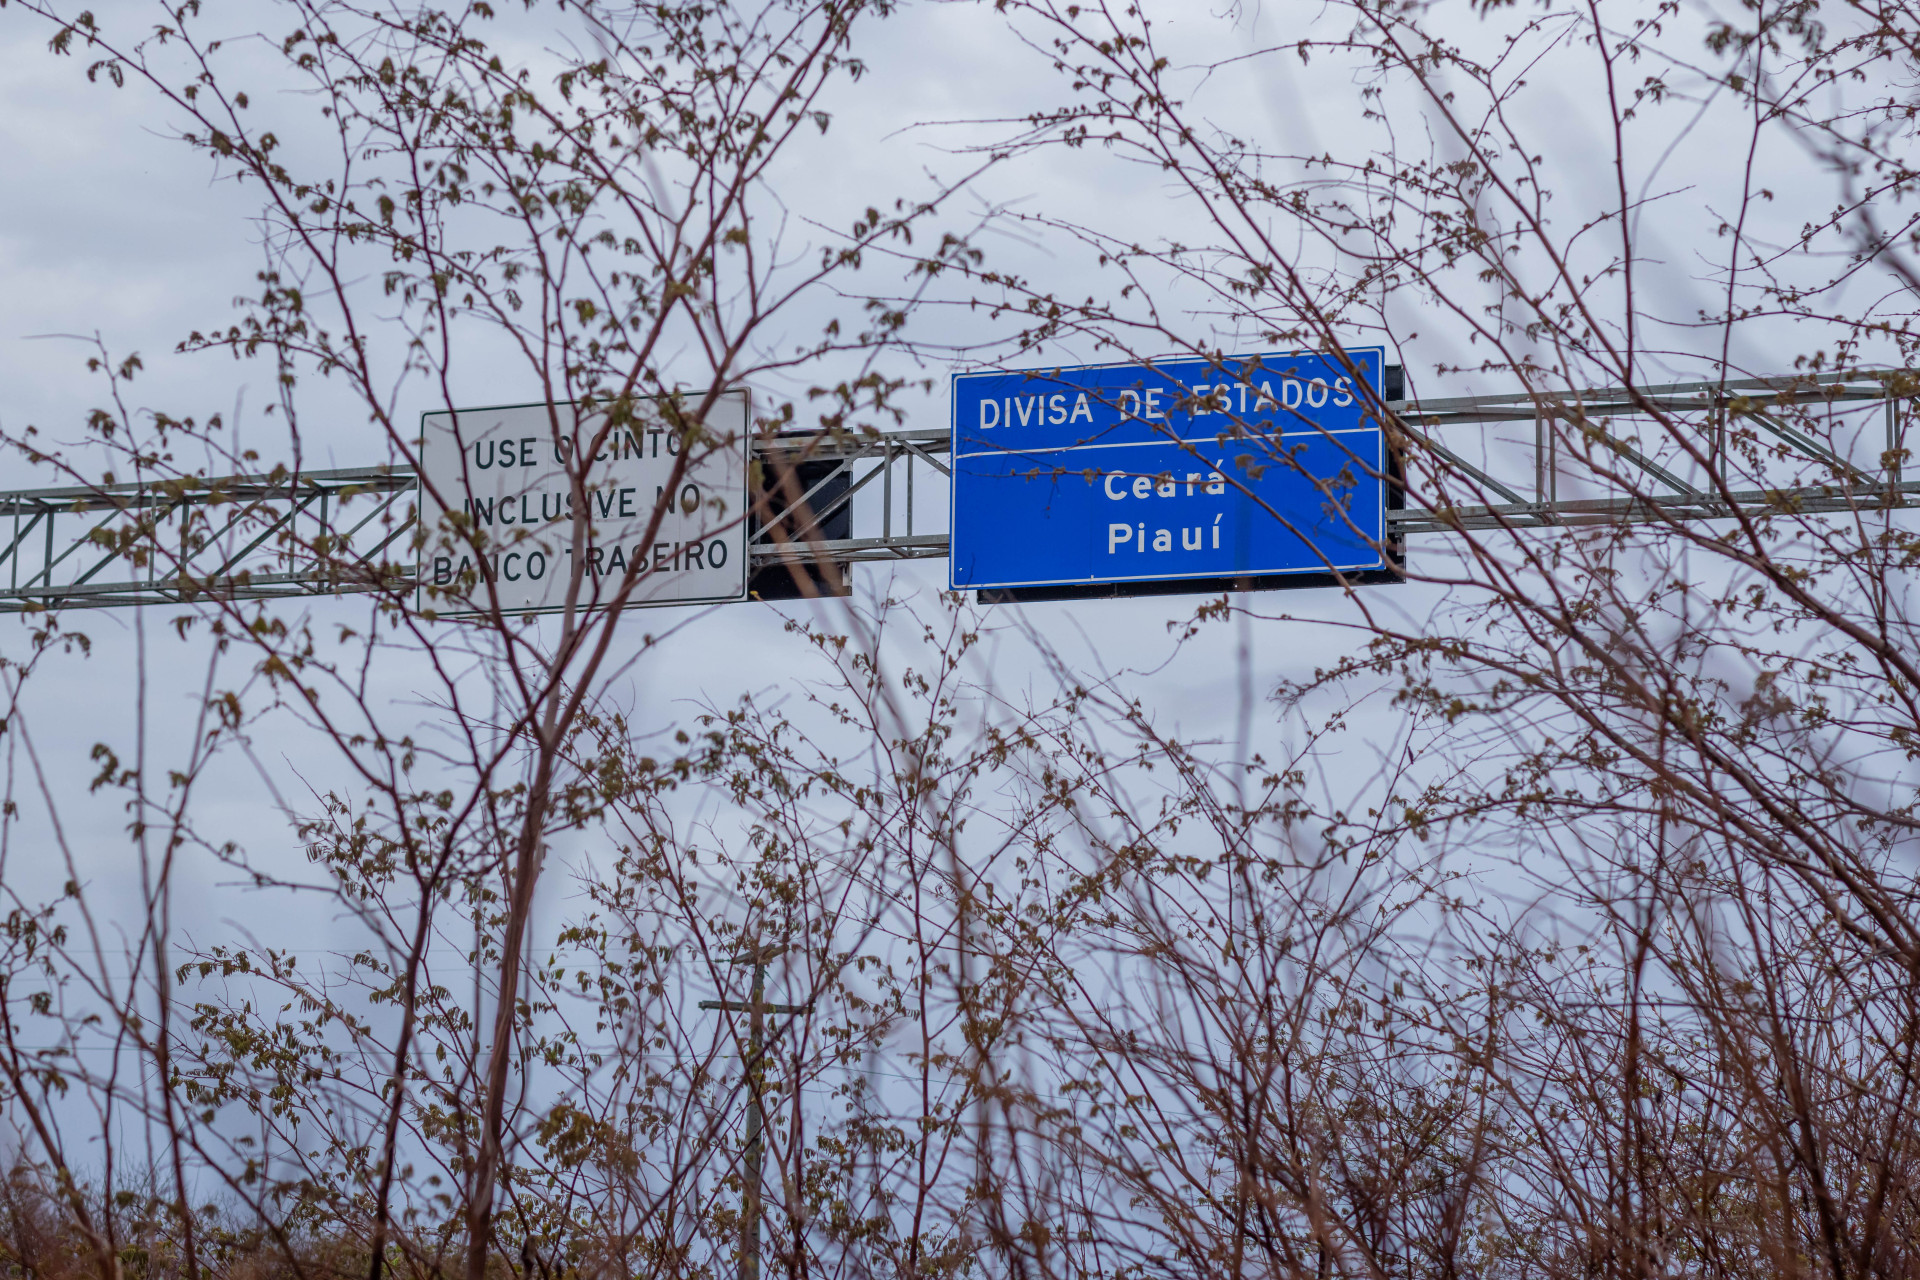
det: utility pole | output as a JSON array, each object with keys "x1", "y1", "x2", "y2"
[{"x1": 700, "y1": 945, "x2": 809, "y2": 1280}]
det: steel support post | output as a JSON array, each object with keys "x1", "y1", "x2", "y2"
[{"x1": 700, "y1": 946, "x2": 810, "y2": 1280}]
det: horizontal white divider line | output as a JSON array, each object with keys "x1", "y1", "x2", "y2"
[{"x1": 954, "y1": 428, "x2": 1378, "y2": 462}]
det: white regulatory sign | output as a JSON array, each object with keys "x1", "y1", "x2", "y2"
[{"x1": 416, "y1": 392, "x2": 749, "y2": 615}]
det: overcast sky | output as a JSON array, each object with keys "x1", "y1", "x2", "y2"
[{"x1": 0, "y1": 0, "x2": 1870, "y2": 965}]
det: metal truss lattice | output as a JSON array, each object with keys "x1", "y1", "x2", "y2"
[{"x1": 0, "y1": 373, "x2": 1905, "y2": 613}]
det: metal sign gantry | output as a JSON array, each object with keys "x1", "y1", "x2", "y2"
[
  {"x1": 1390, "y1": 371, "x2": 1913, "y2": 532},
  {"x1": 0, "y1": 427, "x2": 953, "y2": 613},
  {"x1": 0, "y1": 467, "x2": 418, "y2": 613},
  {"x1": 0, "y1": 373, "x2": 1905, "y2": 613}
]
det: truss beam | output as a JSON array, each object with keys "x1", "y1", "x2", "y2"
[{"x1": 0, "y1": 374, "x2": 1906, "y2": 612}]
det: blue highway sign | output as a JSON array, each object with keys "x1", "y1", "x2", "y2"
[{"x1": 949, "y1": 349, "x2": 1391, "y2": 595}]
